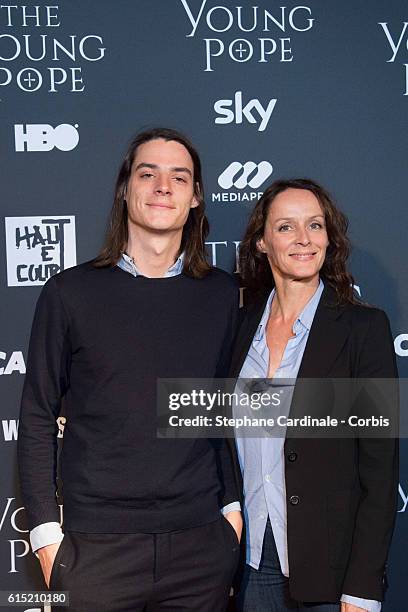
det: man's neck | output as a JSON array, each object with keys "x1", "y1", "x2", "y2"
[{"x1": 126, "y1": 225, "x2": 183, "y2": 278}]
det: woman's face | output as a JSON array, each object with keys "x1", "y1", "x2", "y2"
[{"x1": 258, "y1": 188, "x2": 329, "y2": 283}]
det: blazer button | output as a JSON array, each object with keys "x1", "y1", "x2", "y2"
[
  {"x1": 287, "y1": 452, "x2": 297, "y2": 462},
  {"x1": 289, "y1": 495, "x2": 300, "y2": 506}
]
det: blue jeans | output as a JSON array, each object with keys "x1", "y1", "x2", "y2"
[{"x1": 236, "y1": 520, "x2": 340, "y2": 611}]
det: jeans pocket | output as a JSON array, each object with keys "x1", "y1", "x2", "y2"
[{"x1": 222, "y1": 515, "x2": 240, "y2": 548}]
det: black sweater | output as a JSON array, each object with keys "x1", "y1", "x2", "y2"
[{"x1": 18, "y1": 262, "x2": 239, "y2": 533}]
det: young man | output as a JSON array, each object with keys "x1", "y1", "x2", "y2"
[{"x1": 18, "y1": 128, "x2": 242, "y2": 611}]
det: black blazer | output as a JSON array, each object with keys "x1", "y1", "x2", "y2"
[{"x1": 229, "y1": 284, "x2": 399, "y2": 603}]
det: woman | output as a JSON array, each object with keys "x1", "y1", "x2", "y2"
[{"x1": 230, "y1": 179, "x2": 398, "y2": 612}]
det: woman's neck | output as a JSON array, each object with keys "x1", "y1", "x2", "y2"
[{"x1": 270, "y1": 276, "x2": 320, "y2": 322}]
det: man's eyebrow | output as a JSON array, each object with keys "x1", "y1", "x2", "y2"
[
  {"x1": 172, "y1": 166, "x2": 192, "y2": 176},
  {"x1": 134, "y1": 162, "x2": 192, "y2": 176}
]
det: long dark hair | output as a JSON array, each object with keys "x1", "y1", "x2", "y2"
[
  {"x1": 239, "y1": 178, "x2": 357, "y2": 304},
  {"x1": 93, "y1": 127, "x2": 210, "y2": 278}
]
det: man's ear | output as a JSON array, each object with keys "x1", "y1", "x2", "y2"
[{"x1": 191, "y1": 183, "x2": 200, "y2": 208}]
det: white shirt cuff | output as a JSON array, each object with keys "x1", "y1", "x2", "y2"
[
  {"x1": 30, "y1": 522, "x2": 64, "y2": 554},
  {"x1": 221, "y1": 501, "x2": 241, "y2": 514},
  {"x1": 341, "y1": 593, "x2": 381, "y2": 612}
]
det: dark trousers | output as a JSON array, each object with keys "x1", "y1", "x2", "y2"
[
  {"x1": 236, "y1": 520, "x2": 340, "y2": 611},
  {"x1": 50, "y1": 516, "x2": 240, "y2": 611}
]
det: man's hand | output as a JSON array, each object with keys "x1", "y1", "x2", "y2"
[
  {"x1": 224, "y1": 510, "x2": 243, "y2": 542},
  {"x1": 341, "y1": 603, "x2": 367, "y2": 612},
  {"x1": 37, "y1": 541, "x2": 61, "y2": 588}
]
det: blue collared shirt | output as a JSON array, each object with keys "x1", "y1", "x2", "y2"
[
  {"x1": 118, "y1": 252, "x2": 185, "y2": 277},
  {"x1": 235, "y1": 279, "x2": 380, "y2": 612}
]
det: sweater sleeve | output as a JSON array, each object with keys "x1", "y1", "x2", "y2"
[
  {"x1": 212, "y1": 284, "x2": 241, "y2": 508},
  {"x1": 18, "y1": 276, "x2": 71, "y2": 530}
]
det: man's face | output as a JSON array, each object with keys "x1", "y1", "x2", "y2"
[{"x1": 125, "y1": 138, "x2": 198, "y2": 234}]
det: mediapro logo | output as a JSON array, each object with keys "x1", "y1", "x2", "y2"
[
  {"x1": 212, "y1": 160, "x2": 273, "y2": 203},
  {"x1": 218, "y1": 161, "x2": 273, "y2": 189},
  {"x1": 214, "y1": 91, "x2": 277, "y2": 131},
  {"x1": 14, "y1": 123, "x2": 80, "y2": 152}
]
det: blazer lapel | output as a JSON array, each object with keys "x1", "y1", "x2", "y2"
[
  {"x1": 288, "y1": 285, "x2": 351, "y2": 428},
  {"x1": 229, "y1": 291, "x2": 270, "y2": 378},
  {"x1": 297, "y1": 285, "x2": 350, "y2": 379}
]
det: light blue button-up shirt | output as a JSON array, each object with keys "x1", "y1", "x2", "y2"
[
  {"x1": 236, "y1": 279, "x2": 380, "y2": 612},
  {"x1": 118, "y1": 251, "x2": 185, "y2": 277}
]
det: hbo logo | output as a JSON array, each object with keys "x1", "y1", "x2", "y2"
[{"x1": 14, "y1": 123, "x2": 80, "y2": 152}]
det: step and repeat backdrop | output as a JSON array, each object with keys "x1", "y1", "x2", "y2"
[{"x1": 0, "y1": 1, "x2": 407, "y2": 610}]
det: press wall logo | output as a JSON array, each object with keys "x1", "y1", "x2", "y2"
[
  {"x1": 206, "y1": 239, "x2": 246, "y2": 305},
  {"x1": 399, "y1": 483, "x2": 407, "y2": 513},
  {"x1": 0, "y1": 497, "x2": 29, "y2": 574},
  {"x1": 214, "y1": 91, "x2": 276, "y2": 131},
  {"x1": 0, "y1": 350, "x2": 25, "y2": 376},
  {"x1": 180, "y1": 1, "x2": 315, "y2": 72},
  {"x1": 14, "y1": 123, "x2": 79, "y2": 152},
  {"x1": 379, "y1": 21, "x2": 408, "y2": 95},
  {"x1": 0, "y1": 4, "x2": 106, "y2": 94},
  {"x1": 212, "y1": 160, "x2": 273, "y2": 203},
  {"x1": 0, "y1": 497, "x2": 63, "y2": 582},
  {"x1": 394, "y1": 334, "x2": 408, "y2": 357},
  {"x1": 2, "y1": 420, "x2": 19, "y2": 442},
  {"x1": 0, "y1": 417, "x2": 65, "y2": 442},
  {"x1": 5, "y1": 216, "x2": 76, "y2": 286},
  {"x1": 57, "y1": 416, "x2": 66, "y2": 439}
]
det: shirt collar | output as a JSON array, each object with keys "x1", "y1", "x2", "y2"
[
  {"x1": 119, "y1": 252, "x2": 185, "y2": 278},
  {"x1": 254, "y1": 278, "x2": 324, "y2": 341},
  {"x1": 297, "y1": 278, "x2": 324, "y2": 331},
  {"x1": 254, "y1": 290, "x2": 274, "y2": 341}
]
